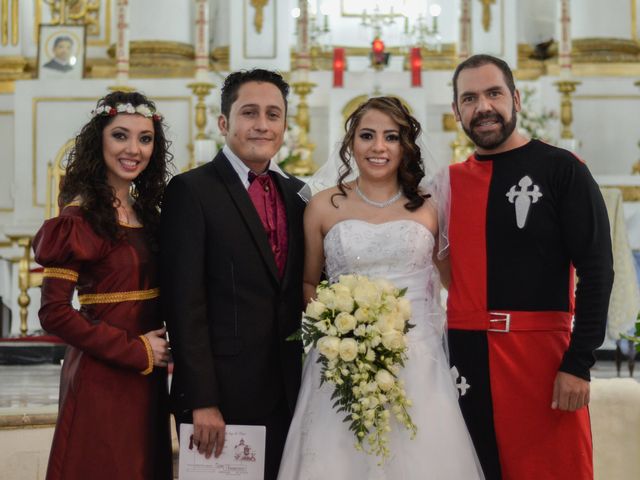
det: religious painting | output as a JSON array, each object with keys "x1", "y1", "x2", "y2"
[{"x1": 37, "y1": 24, "x2": 86, "y2": 79}]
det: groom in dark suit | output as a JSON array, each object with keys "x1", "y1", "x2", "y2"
[{"x1": 160, "y1": 69, "x2": 305, "y2": 480}]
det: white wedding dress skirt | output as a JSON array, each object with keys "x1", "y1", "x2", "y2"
[{"x1": 278, "y1": 220, "x2": 484, "y2": 480}]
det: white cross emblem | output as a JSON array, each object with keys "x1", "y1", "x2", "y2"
[
  {"x1": 506, "y1": 175, "x2": 543, "y2": 229},
  {"x1": 450, "y1": 366, "x2": 471, "y2": 397}
]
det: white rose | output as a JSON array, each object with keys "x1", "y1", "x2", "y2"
[
  {"x1": 332, "y1": 283, "x2": 351, "y2": 296},
  {"x1": 381, "y1": 330, "x2": 406, "y2": 350},
  {"x1": 376, "y1": 312, "x2": 398, "y2": 334},
  {"x1": 375, "y1": 369, "x2": 395, "y2": 392},
  {"x1": 382, "y1": 294, "x2": 398, "y2": 311},
  {"x1": 335, "y1": 312, "x2": 357, "y2": 334},
  {"x1": 335, "y1": 293, "x2": 355, "y2": 313},
  {"x1": 354, "y1": 307, "x2": 371, "y2": 324},
  {"x1": 338, "y1": 274, "x2": 358, "y2": 292},
  {"x1": 353, "y1": 282, "x2": 380, "y2": 308},
  {"x1": 354, "y1": 324, "x2": 367, "y2": 337},
  {"x1": 317, "y1": 336, "x2": 340, "y2": 360},
  {"x1": 391, "y1": 311, "x2": 406, "y2": 331},
  {"x1": 305, "y1": 299, "x2": 327, "y2": 319},
  {"x1": 339, "y1": 338, "x2": 358, "y2": 362},
  {"x1": 374, "y1": 278, "x2": 397, "y2": 294},
  {"x1": 398, "y1": 297, "x2": 412, "y2": 321},
  {"x1": 317, "y1": 288, "x2": 337, "y2": 309}
]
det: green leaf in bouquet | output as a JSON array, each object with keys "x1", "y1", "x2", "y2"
[{"x1": 286, "y1": 328, "x2": 302, "y2": 342}]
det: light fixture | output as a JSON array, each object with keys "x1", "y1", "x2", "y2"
[{"x1": 408, "y1": 3, "x2": 442, "y2": 52}]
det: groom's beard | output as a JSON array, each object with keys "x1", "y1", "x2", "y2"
[{"x1": 462, "y1": 104, "x2": 518, "y2": 151}]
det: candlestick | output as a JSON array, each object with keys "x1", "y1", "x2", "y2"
[
  {"x1": 194, "y1": 0, "x2": 210, "y2": 82},
  {"x1": 115, "y1": 0, "x2": 130, "y2": 84},
  {"x1": 459, "y1": 0, "x2": 471, "y2": 60},
  {"x1": 288, "y1": 81, "x2": 317, "y2": 176},
  {"x1": 558, "y1": 0, "x2": 572, "y2": 80},
  {"x1": 554, "y1": 80, "x2": 580, "y2": 140}
]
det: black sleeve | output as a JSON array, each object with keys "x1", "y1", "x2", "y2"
[
  {"x1": 160, "y1": 174, "x2": 220, "y2": 409},
  {"x1": 557, "y1": 157, "x2": 614, "y2": 381}
]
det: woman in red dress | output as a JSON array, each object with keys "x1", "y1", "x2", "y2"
[{"x1": 33, "y1": 91, "x2": 173, "y2": 479}]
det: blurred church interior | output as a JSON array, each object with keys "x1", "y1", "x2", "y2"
[{"x1": 0, "y1": 1, "x2": 639, "y2": 478}]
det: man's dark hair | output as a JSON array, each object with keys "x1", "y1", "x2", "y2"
[
  {"x1": 452, "y1": 54, "x2": 516, "y2": 104},
  {"x1": 220, "y1": 69, "x2": 289, "y2": 118},
  {"x1": 53, "y1": 35, "x2": 73, "y2": 48}
]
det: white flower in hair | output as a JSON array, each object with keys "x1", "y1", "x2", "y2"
[
  {"x1": 116, "y1": 103, "x2": 136, "y2": 114},
  {"x1": 91, "y1": 101, "x2": 161, "y2": 120},
  {"x1": 136, "y1": 104, "x2": 152, "y2": 117}
]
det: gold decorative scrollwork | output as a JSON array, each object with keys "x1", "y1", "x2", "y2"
[
  {"x1": 11, "y1": 0, "x2": 17, "y2": 45},
  {"x1": 479, "y1": 0, "x2": 495, "y2": 33},
  {"x1": 250, "y1": 0, "x2": 268, "y2": 34},
  {"x1": 42, "y1": 0, "x2": 101, "y2": 36},
  {"x1": 1, "y1": 0, "x2": 8, "y2": 46}
]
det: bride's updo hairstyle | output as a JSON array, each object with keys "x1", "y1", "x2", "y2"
[{"x1": 334, "y1": 96, "x2": 427, "y2": 211}]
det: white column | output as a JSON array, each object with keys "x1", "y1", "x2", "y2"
[
  {"x1": 194, "y1": 0, "x2": 210, "y2": 81},
  {"x1": 293, "y1": 0, "x2": 311, "y2": 82},
  {"x1": 115, "y1": 0, "x2": 130, "y2": 83},
  {"x1": 558, "y1": 0, "x2": 572, "y2": 79},
  {"x1": 458, "y1": 0, "x2": 472, "y2": 61}
]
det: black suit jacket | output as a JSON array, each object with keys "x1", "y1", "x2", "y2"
[{"x1": 160, "y1": 151, "x2": 305, "y2": 422}]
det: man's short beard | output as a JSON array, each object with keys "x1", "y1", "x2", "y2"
[{"x1": 461, "y1": 104, "x2": 518, "y2": 151}]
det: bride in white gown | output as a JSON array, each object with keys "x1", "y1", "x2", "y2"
[{"x1": 277, "y1": 97, "x2": 484, "y2": 479}]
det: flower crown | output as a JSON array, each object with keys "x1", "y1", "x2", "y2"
[{"x1": 91, "y1": 102, "x2": 163, "y2": 121}]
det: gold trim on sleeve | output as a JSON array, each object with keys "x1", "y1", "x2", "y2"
[
  {"x1": 138, "y1": 334, "x2": 154, "y2": 376},
  {"x1": 78, "y1": 288, "x2": 160, "y2": 305},
  {"x1": 43, "y1": 268, "x2": 79, "y2": 282}
]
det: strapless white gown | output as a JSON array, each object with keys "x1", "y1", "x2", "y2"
[{"x1": 277, "y1": 220, "x2": 484, "y2": 480}]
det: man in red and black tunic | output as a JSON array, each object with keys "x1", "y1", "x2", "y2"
[{"x1": 447, "y1": 54, "x2": 614, "y2": 480}]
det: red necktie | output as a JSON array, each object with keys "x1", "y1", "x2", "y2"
[{"x1": 247, "y1": 171, "x2": 288, "y2": 277}]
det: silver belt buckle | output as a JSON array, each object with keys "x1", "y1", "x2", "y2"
[{"x1": 488, "y1": 312, "x2": 511, "y2": 332}]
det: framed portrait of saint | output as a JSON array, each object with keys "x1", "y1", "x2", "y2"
[{"x1": 37, "y1": 24, "x2": 86, "y2": 80}]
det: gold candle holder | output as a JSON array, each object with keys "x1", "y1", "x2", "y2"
[
  {"x1": 633, "y1": 81, "x2": 640, "y2": 174},
  {"x1": 187, "y1": 81, "x2": 215, "y2": 140},
  {"x1": 451, "y1": 124, "x2": 474, "y2": 164},
  {"x1": 288, "y1": 81, "x2": 317, "y2": 176},
  {"x1": 186, "y1": 81, "x2": 215, "y2": 170},
  {"x1": 107, "y1": 85, "x2": 137, "y2": 93},
  {"x1": 554, "y1": 80, "x2": 581, "y2": 140},
  {"x1": 6, "y1": 234, "x2": 40, "y2": 336}
]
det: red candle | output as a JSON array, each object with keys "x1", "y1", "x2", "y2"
[
  {"x1": 410, "y1": 47, "x2": 422, "y2": 87},
  {"x1": 333, "y1": 48, "x2": 345, "y2": 87}
]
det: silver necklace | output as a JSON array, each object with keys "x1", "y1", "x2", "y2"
[{"x1": 355, "y1": 180, "x2": 402, "y2": 208}]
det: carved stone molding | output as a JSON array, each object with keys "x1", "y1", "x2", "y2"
[
  {"x1": 572, "y1": 38, "x2": 640, "y2": 63},
  {"x1": 0, "y1": 56, "x2": 31, "y2": 81},
  {"x1": 103, "y1": 40, "x2": 196, "y2": 78}
]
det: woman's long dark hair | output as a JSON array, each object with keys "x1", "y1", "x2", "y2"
[
  {"x1": 333, "y1": 96, "x2": 427, "y2": 211},
  {"x1": 59, "y1": 91, "x2": 173, "y2": 248}
]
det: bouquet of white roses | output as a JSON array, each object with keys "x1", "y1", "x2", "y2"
[{"x1": 302, "y1": 274, "x2": 417, "y2": 459}]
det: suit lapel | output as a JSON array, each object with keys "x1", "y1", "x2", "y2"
[{"x1": 213, "y1": 153, "x2": 280, "y2": 284}]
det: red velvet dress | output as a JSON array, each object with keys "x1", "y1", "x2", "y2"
[{"x1": 33, "y1": 205, "x2": 172, "y2": 480}]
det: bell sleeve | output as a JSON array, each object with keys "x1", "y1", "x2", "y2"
[{"x1": 33, "y1": 214, "x2": 154, "y2": 374}]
